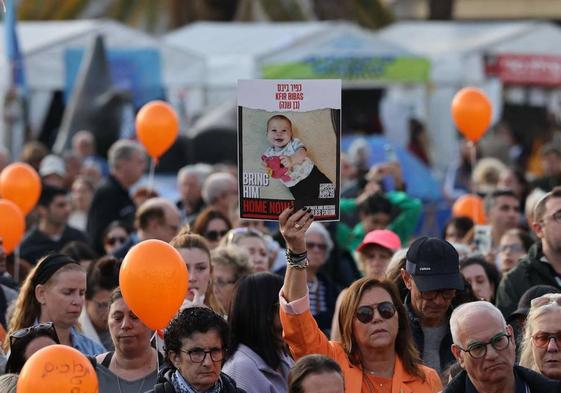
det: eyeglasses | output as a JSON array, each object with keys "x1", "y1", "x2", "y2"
[
  {"x1": 420, "y1": 289, "x2": 456, "y2": 301},
  {"x1": 356, "y1": 302, "x2": 396, "y2": 324},
  {"x1": 499, "y1": 244, "x2": 524, "y2": 253},
  {"x1": 9, "y1": 322, "x2": 58, "y2": 348},
  {"x1": 456, "y1": 332, "x2": 511, "y2": 359},
  {"x1": 213, "y1": 278, "x2": 236, "y2": 288},
  {"x1": 105, "y1": 236, "x2": 127, "y2": 246},
  {"x1": 92, "y1": 300, "x2": 110, "y2": 311},
  {"x1": 180, "y1": 347, "x2": 224, "y2": 363},
  {"x1": 532, "y1": 332, "x2": 561, "y2": 348},
  {"x1": 204, "y1": 230, "x2": 229, "y2": 241},
  {"x1": 306, "y1": 242, "x2": 327, "y2": 251},
  {"x1": 225, "y1": 227, "x2": 264, "y2": 245}
]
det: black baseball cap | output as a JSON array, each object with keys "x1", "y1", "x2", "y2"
[{"x1": 405, "y1": 236, "x2": 464, "y2": 292}]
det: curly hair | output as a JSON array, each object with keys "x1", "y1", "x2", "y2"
[{"x1": 164, "y1": 307, "x2": 229, "y2": 366}]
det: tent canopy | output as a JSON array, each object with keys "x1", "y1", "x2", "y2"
[
  {"x1": 164, "y1": 21, "x2": 332, "y2": 88},
  {"x1": 260, "y1": 23, "x2": 430, "y2": 84},
  {"x1": 0, "y1": 19, "x2": 205, "y2": 91}
]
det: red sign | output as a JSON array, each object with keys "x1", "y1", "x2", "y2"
[{"x1": 485, "y1": 54, "x2": 561, "y2": 86}]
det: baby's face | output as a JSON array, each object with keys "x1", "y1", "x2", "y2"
[{"x1": 267, "y1": 118, "x2": 292, "y2": 148}]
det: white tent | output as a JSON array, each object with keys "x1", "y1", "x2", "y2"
[
  {"x1": 0, "y1": 19, "x2": 206, "y2": 152},
  {"x1": 164, "y1": 21, "x2": 334, "y2": 106},
  {"x1": 378, "y1": 21, "x2": 561, "y2": 172}
]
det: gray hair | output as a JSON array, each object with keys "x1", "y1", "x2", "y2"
[
  {"x1": 201, "y1": 172, "x2": 236, "y2": 205},
  {"x1": 450, "y1": 301, "x2": 507, "y2": 346},
  {"x1": 519, "y1": 293, "x2": 561, "y2": 371},
  {"x1": 211, "y1": 245, "x2": 253, "y2": 280},
  {"x1": 305, "y1": 222, "x2": 334, "y2": 254},
  {"x1": 107, "y1": 140, "x2": 144, "y2": 171},
  {"x1": 178, "y1": 163, "x2": 213, "y2": 186}
]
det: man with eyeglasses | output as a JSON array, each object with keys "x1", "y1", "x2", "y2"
[
  {"x1": 400, "y1": 236, "x2": 465, "y2": 374},
  {"x1": 445, "y1": 301, "x2": 560, "y2": 392},
  {"x1": 497, "y1": 186, "x2": 561, "y2": 318}
]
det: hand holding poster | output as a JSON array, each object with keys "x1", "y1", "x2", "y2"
[{"x1": 238, "y1": 79, "x2": 341, "y2": 221}]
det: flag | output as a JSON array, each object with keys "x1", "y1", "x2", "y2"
[{"x1": 4, "y1": 0, "x2": 26, "y2": 92}]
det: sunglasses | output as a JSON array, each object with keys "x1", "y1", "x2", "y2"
[
  {"x1": 356, "y1": 302, "x2": 396, "y2": 324},
  {"x1": 532, "y1": 332, "x2": 561, "y2": 348},
  {"x1": 306, "y1": 241, "x2": 327, "y2": 251},
  {"x1": 10, "y1": 322, "x2": 58, "y2": 348},
  {"x1": 205, "y1": 230, "x2": 229, "y2": 241},
  {"x1": 105, "y1": 236, "x2": 127, "y2": 246}
]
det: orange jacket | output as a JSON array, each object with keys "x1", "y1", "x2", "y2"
[{"x1": 281, "y1": 307, "x2": 443, "y2": 393}]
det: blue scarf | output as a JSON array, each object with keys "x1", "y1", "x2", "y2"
[{"x1": 171, "y1": 370, "x2": 223, "y2": 393}]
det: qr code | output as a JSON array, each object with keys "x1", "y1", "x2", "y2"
[{"x1": 319, "y1": 183, "x2": 335, "y2": 199}]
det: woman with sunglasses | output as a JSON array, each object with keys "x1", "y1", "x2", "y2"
[
  {"x1": 6, "y1": 254, "x2": 104, "y2": 356},
  {"x1": 278, "y1": 208, "x2": 442, "y2": 392},
  {"x1": 79, "y1": 256, "x2": 120, "y2": 351},
  {"x1": 170, "y1": 229, "x2": 225, "y2": 313},
  {"x1": 4, "y1": 322, "x2": 60, "y2": 373},
  {"x1": 520, "y1": 293, "x2": 561, "y2": 380},
  {"x1": 102, "y1": 221, "x2": 131, "y2": 256},
  {"x1": 223, "y1": 273, "x2": 294, "y2": 393},
  {"x1": 192, "y1": 207, "x2": 233, "y2": 250},
  {"x1": 95, "y1": 287, "x2": 160, "y2": 393}
]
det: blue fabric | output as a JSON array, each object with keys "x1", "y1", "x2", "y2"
[
  {"x1": 71, "y1": 327, "x2": 106, "y2": 356},
  {"x1": 171, "y1": 370, "x2": 222, "y2": 393},
  {"x1": 4, "y1": 0, "x2": 27, "y2": 90}
]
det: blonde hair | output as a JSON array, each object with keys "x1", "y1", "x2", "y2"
[
  {"x1": 519, "y1": 293, "x2": 561, "y2": 371},
  {"x1": 5, "y1": 260, "x2": 84, "y2": 351},
  {"x1": 170, "y1": 229, "x2": 225, "y2": 315}
]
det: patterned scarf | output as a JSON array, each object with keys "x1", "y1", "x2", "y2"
[{"x1": 171, "y1": 370, "x2": 223, "y2": 393}]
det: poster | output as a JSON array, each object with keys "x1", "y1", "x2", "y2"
[{"x1": 238, "y1": 79, "x2": 341, "y2": 221}]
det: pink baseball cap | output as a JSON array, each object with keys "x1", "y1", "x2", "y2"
[{"x1": 356, "y1": 229, "x2": 401, "y2": 253}]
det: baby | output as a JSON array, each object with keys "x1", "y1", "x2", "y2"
[{"x1": 262, "y1": 114, "x2": 332, "y2": 200}]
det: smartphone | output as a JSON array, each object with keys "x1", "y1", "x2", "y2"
[
  {"x1": 384, "y1": 143, "x2": 398, "y2": 163},
  {"x1": 473, "y1": 225, "x2": 492, "y2": 255}
]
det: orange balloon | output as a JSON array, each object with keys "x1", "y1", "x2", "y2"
[
  {"x1": 136, "y1": 100, "x2": 179, "y2": 159},
  {"x1": 120, "y1": 239, "x2": 188, "y2": 330},
  {"x1": 0, "y1": 199, "x2": 25, "y2": 253},
  {"x1": 17, "y1": 345, "x2": 98, "y2": 393},
  {"x1": 0, "y1": 162, "x2": 41, "y2": 215},
  {"x1": 451, "y1": 87, "x2": 492, "y2": 143},
  {"x1": 452, "y1": 194, "x2": 487, "y2": 225}
]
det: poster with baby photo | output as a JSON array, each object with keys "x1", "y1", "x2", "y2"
[{"x1": 238, "y1": 79, "x2": 341, "y2": 221}]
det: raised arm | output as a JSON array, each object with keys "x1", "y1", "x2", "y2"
[{"x1": 279, "y1": 207, "x2": 314, "y2": 301}]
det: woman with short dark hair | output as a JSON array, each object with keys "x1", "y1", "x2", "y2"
[
  {"x1": 147, "y1": 307, "x2": 244, "y2": 393},
  {"x1": 223, "y1": 273, "x2": 293, "y2": 392}
]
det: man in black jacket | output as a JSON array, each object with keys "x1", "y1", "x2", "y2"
[
  {"x1": 400, "y1": 236, "x2": 465, "y2": 374},
  {"x1": 445, "y1": 301, "x2": 561, "y2": 393},
  {"x1": 496, "y1": 186, "x2": 561, "y2": 317},
  {"x1": 87, "y1": 140, "x2": 146, "y2": 254}
]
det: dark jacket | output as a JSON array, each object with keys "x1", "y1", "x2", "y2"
[
  {"x1": 495, "y1": 243, "x2": 561, "y2": 318},
  {"x1": 274, "y1": 267, "x2": 339, "y2": 337},
  {"x1": 145, "y1": 368, "x2": 246, "y2": 393},
  {"x1": 19, "y1": 225, "x2": 89, "y2": 264},
  {"x1": 405, "y1": 295, "x2": 455, "y2": 373},
  {"x1": 443, "y1": 365, "x2": 561, "y2": 392},
  {"x1": 87, "y1": 174, "x2": 136, "y2": 254}
]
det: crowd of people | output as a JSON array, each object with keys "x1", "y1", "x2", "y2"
[{"x1": 0, "y1": 127, "x2": 561, "y2": 393}]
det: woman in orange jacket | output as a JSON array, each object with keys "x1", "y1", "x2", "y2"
[{"x1": 278, "y1": 207, "x2": 442, "y2": 393}]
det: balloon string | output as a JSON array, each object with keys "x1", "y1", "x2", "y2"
[
  {"x1": 155, "y1": 332, "x2": 161, "y2": 372},
  {"x1": 468, "y1": 140, "x2": 478, "y2": 220},
  {"x1": 147, "y1": 157, "x2": 156, "y2": 193},
  {"x1": 14, "y1": 247, "x2": 20, "y2": 283}
]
